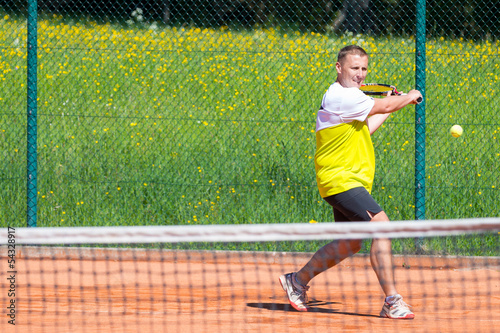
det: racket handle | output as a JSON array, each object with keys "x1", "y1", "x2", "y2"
[{"x1": 399, "y1": 93, "x2": 423, "y2": 104}]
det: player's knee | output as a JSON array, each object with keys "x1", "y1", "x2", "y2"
[{"x1": 368, "y1": 210, "x2": 389, "y2": 222}]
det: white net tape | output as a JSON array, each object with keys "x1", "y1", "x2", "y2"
[{"x1": 2, "y1": 217, "x2": 499, "y2": 244}]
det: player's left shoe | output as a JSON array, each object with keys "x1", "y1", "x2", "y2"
[
  {"x1": 379, "y1": 294, "x2": 415, "y2": 319},
  {"x1": 279, "y1": 272, "x2": 310, "y2": 312}
]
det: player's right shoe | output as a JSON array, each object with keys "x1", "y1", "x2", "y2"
[
  {"x1": 379, "y1": 294, "x2": 415, "y2": 319},
  {"x1": 279, "y1": 272, "x2": 310, "y2": 312}
]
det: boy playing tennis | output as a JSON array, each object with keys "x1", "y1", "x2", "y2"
[{"x1": 279, "y1": 45, "x2": 422, "y2": 319}]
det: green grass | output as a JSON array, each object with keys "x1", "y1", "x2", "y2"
[{"x1": 0, "y1": 14, "x2": 498, "y2": 255}]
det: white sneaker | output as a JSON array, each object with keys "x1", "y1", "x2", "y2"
[
  {"x1": 279, "y1": 272, "x2": 310, "y2": 312},
  {"x1": 380, "y1": 294, "x2": 415, "y2": 319}
]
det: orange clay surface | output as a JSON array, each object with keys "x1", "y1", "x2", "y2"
[{"x1": 1, "y1": 247, "x2": 499, "y2": 333}]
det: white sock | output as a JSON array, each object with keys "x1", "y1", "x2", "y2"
[{"x1": 385, "y1": 294, "x2": 401, "y2": 305}]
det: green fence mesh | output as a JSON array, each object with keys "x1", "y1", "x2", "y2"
[{"x1": 0, "y1": 1, "x2": 499, "y2": 227}]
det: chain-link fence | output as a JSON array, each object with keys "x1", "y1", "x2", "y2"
[{"x1": 1, "y1": 1, "x2": 499, "y2": 227}]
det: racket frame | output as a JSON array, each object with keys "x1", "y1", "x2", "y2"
[{"x1": 360, "y1": 83, "x2": 422, "y2": 104}]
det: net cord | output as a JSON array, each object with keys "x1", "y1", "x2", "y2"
[{"x1": 2, "y1": 218, "x2": 499, "y2": 245}]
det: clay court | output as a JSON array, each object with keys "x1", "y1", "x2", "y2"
[{"x1": 2, "y1": 247, "x2": 499, "y2": 333}]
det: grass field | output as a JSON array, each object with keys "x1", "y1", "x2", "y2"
[{"x1": 0, "y1": 13, "x2": 498, "y2": 255}]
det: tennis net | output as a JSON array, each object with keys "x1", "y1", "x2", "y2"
[{"x1": 1, "y1": 218, "x2": 499, "y2": 332}]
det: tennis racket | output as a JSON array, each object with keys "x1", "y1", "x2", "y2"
[{"x1": 360, "y1": 83, "x2": 423, "y2": 104}]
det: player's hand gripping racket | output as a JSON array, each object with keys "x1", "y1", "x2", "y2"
[{"x1": 360, "y1": 83, "x2": 423, "y2": 104}]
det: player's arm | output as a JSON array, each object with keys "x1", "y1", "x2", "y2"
[
  {"x1": 366, "y1": 90, "x2": 421, "y2": 134},
  {"x1": 368, "y1": 89, "x2": 422, "y2": 116},
  {"x1": 367, "y1": 113, "x2": 391, "y2": 135}
]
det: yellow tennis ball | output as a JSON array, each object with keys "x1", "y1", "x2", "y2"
[{"x1": 450, "y1": 125, "x2": 463, "y2": 138}]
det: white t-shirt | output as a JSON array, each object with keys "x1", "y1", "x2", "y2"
[{"x1": 316, "y1": 82, "x2": 375, "y2": 132}]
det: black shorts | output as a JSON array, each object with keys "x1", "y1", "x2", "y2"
[{"x1": 323, "y1": 187, "x2": 383, "y2": 222}]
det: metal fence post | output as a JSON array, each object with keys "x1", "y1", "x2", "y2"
[
  {"x1": 27, "y1": 0, "x2": 38, "y2": 227},
  {"x1": 415, "y1": 0, "x2": 427, "y2": 250}
]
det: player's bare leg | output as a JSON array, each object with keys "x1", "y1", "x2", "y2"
[
  {"x1": 368, "y1": 211, "x2": 398, "y2": 296},
  {"x1": 280, "y1": 238, "x2": 362, "y2": 311},
  {"x1": 295, "y1": 238, "x2": 362, "y2": 286},
  {"x1": 369, "y1": 211, "x2": 414, "y2": 319}
]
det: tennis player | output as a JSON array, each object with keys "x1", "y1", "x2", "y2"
[{"x1": 279, "y1": 45, "x2": 422, "y2": 319}]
